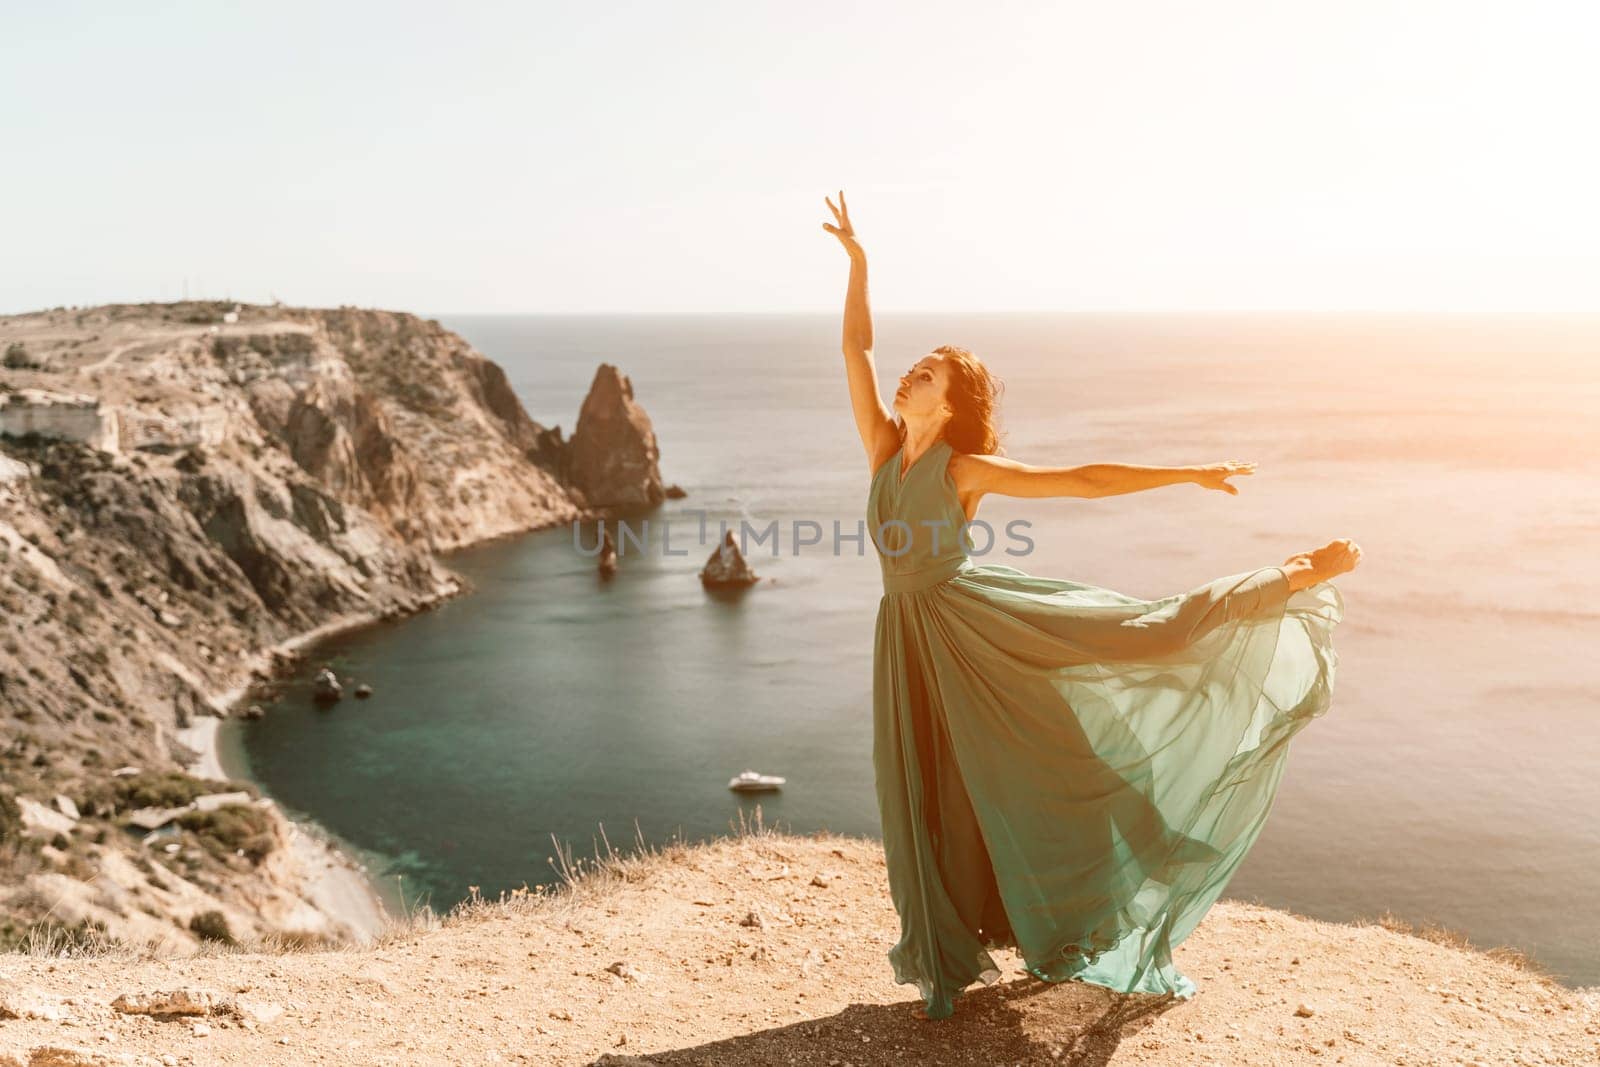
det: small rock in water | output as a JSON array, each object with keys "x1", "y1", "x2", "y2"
[
  {"x1": 699, "y1": 530, "x2": 759, "y2": 589},
  {"x1": 354, "y1": 683, "x2": 373, "y2": 699},
  {"x1": 312, "y1": 667, "x2": 342, "y2": 704}
]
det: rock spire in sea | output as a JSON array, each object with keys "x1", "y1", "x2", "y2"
[
  {"x1": 700, "y1": 530, "x2": 760, "y2": 589},
  {"x1": 565, "y1": 363, "x2": 665, "y2": 511}
]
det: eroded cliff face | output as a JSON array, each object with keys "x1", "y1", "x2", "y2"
[
  {"x1": 0, "y1": 301, "x2": 660, "y2": 952},
  {"x1": 211, "y1": 309, "x2": 588, "y2": 550}
]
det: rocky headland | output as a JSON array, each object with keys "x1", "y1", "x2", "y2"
[{"x1": 0, "y1": 301, "x2": 666, "y2": 955}]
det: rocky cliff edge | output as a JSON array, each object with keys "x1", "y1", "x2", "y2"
[{"x1": 0, "y1": 823, "x2": 1594, "y2": 1066}]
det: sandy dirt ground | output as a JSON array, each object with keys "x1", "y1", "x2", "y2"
[{"x1": 1, "y1": 825, "x2": 1596, "y2": 1066}]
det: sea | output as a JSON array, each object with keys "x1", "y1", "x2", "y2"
[{"x1": 211, "y1": 312, "x2": 1600, "y2": 988}]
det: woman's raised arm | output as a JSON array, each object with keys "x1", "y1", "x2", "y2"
[{"x1": 823, "y1": 191, "x2": 897, "y2": 473}]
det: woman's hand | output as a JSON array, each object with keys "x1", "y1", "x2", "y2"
[
  {"x1": 1191, "y1": 460, "x2": 1257, "y2": 495},
  {"x1": 822, "y1": 190, "x2": 865, "y2": 260}
]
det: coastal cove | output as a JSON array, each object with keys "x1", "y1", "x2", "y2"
[
  {"x1": 175, "y1": 612, "x2": 421, "y2": 939},
  {"x1": 184, "y1": 711, "x2": 396, "y2": 939},
  {"x1": 0, "y1": 302, "x2": 655, "y2": 954},
  {"x1": 230, "y1": 311, "x2": 1600, "y2": 989}
]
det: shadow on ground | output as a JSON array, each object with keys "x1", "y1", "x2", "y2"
[{"x1": 590, "y1": 976, "x2": 1184, "y2": 1066}]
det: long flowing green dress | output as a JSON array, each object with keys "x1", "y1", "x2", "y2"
[{"x1": 869, "y1": 437, "x2": 1344, "y2": 1019}]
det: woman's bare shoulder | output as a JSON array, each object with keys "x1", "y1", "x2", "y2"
[
  {"x1": 946, "y1": 450, "x2": 999, "y2": 519},
  {"x1": 948, "y1": 450, "x2": 1007, "y2": 481}
]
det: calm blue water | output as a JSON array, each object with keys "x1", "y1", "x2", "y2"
[{"x1": 229, "y1": 313, "x2": 1600, "y2": 987}]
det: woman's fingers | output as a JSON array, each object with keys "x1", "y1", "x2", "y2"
[{"x1": 824, "y1": 193, "x2": 856, "y2": 236}]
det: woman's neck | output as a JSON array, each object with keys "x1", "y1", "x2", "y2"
[{"x1": 901, "y1": 422, "x2": 945, "y2": 461}]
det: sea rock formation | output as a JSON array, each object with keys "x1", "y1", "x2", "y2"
[
  {"x1": 700, "y1": 530, "x2": 760, "y2": 589},
  {"x1": 566, "y1": 363, "x2": 665, "y2": 511},
  {"x1": 0, "y1": 300, "x2": 666, "y2": 952},
  {"x1": 312, "y1": 668, "x2": 343, "y2": 705}
]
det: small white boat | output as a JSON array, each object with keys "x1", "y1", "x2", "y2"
[{"x1": 728, "y1": 769, "x2": 785, "y2": 792}]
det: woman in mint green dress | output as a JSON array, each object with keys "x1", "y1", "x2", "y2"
[{"x1": 822, "y1": 192, "x2": 1361, "y2": 1021}]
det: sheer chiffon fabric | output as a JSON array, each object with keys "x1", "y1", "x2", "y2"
[{"x1": 868, "y1": 438, "x2": 1343, "y2": 1019}]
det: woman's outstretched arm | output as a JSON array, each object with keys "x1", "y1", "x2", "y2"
[
  {"x1": 952, "y1": 454, "x2": 1257, "y2": 504},
  {"x1": 823, "y1": 191, "x2": 897, "y2": 472}
]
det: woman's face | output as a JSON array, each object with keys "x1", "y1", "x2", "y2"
[{"x1": 892, "y1": 355, "x2": 950, "y2": 418}]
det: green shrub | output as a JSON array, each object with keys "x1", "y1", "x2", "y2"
[
  {"x1": 178, "y1": 803, "x2": 276, "y2": 864},
  {"x1": 188, "y1": 909, "x2": 235, "y2": 944},
  {"x1": 106, "y1": 771, "x2": 251, "y2": 813}
]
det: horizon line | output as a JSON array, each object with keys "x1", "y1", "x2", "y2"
[
  {"x1": 426, "y1": 307, "x2": 1600, "y2": 317},
  {"x1": 8, "y1": 302, "x2": 1600, "y2": 319}
]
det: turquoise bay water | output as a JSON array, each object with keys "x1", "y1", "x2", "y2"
[{"x1": 231, "y1": 313, "x2": 1600, "y2": 987}]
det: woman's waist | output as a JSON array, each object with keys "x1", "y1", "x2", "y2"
[{"x1": 880, "y1": 554, "x2": 976, "y2": 595}]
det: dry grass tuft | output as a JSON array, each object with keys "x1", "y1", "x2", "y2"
[
  {"x1": 372, "y1": 804, "x2": 821, "y2": 945},
  {"x1": 1355, "y1": 907, "x2": 1555, "y2": 980},
  {"x1": 9, "y1": 920, "x2": 126, "y2": 960}
]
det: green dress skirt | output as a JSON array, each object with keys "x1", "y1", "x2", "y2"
[{"x1": 869, "y1": 438, "x2": 1343, "y2": 1019}]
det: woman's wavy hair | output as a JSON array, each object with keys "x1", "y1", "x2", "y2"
[{"x1": 897, "y1": 344, "x2": 1006, "y2": 456}]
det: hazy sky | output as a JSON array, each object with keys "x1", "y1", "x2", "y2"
[{"x1": 4, "y1": 1, "x2": 1596, "y2": 313}]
